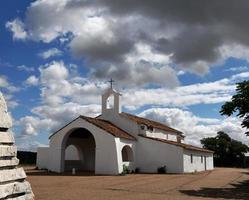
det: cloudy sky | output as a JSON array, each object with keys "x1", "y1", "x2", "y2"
[{"x1": 1, "y1": 0, "x2": 249, "y2": 151}]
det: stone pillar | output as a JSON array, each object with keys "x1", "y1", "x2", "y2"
[{"x1": 0, "y1": 92, "x2": 34, "y2": 199}]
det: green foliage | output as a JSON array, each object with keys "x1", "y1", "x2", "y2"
[
  {"x1": 17, "y1": 151, "x2": 37, "y2": 165},
  {"x1": 201, "y1": 131, "x2": 249, "y2": 167},
  {"x1": 220, "y1": 80, "x2": 249, "y2": 135},
  {"x1": 122, "y1": 164, "x2": 130, "y2": 175},
  {"x1": 157, "y1": 165, "x2": 167, "y2": 174}
]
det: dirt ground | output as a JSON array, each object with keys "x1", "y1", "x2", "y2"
[{"x1": 25, "y1": 167, "x2": 249, "y2": 200}]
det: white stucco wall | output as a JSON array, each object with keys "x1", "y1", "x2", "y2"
[
  {"x1": 136, "y1": 137, "x2": 184, "y2": 173},
  {"x1": 37, "y1": 147, "x2": 49, "y2": 170},
  {"x1": 115, "y1": 138, "x2": 136, "y2": 173},
  {"x1": 65, "y1": 145, "x2": 79, "y2": 160},
  {"x1": 183, "y1": 150, "x2": 214, "y2": 173},
  {"x1": 205, "y1": 155, "x2": 214, "y2": 170},
  {"x1": 39, "y1": 118, "x2": 121, "y2": 174},
  {"x1": 99, "y1": 113, "x2": 140, "y2": 138},
  {"x1": 145, "y1": 128, "x2": 179, "y2": 142}
]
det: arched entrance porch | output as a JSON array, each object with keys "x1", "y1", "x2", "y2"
[{"x1": 62, "y1": 128, "x2": 96, "y2": 173}]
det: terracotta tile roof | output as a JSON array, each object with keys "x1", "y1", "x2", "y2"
[
  {"x1": 50, "y1": 116, "x2": 136, "y2": 141},
  {"x1": 120, "y1": 112, "x2": 184, "y2": 136},
  {"x1": 80, "y1": 116, "x2": 136, "y2": 140},
  {"x1": 139, "y1": 135, "x2": 214, "y2": 153}
]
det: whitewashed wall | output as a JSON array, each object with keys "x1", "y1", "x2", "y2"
[
  {"x1": 115, "y1": 138, "x2": 136, "y2": 173},
  {"x1": 136, "y1": 137, "x2": 184, "y2": 173},
  {"x1": 37, "y1": 147, "x2": 49, "y2": 170},
  {"x1": 99, "y1": 113, "x2": 140, "y2": 138},
  {"x1": 145, "y1": 128, "x2": 179, "y2": 142},
  {"x1": 183, "y1": 149, "x2": 214, "y2": 173},
  {"x1": 65, "y1": 145, "x2": 80, "y2": 160},
  {"x1": 40, "y1": 118, "x2": 121, "y2": 174}
]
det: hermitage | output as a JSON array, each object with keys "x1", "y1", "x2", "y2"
[{"x1": 37, "y1": 84, "x2": 214, "y2": 174}]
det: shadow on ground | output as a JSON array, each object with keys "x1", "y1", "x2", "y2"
[
  {"x1": 180, "y1": 179, "x2": 249, "y2": 199},
  {"x1": 26, "y1": 170, "x2": 95, "y2": 177}
]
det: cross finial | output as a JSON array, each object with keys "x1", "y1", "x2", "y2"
[{"x1": 108, "y1": 78, "x2": 115, "y2": 89}]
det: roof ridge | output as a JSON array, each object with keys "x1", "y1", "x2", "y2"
[
  {"x1": 49, "y1": 115, "x2": 136, "y2": 140},
  {"x1": 80, "y1": 115, "x2": 136, "y2": 140}
]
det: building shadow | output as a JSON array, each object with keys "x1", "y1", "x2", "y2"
[
  {"x1": 26, "y1": 169, "x2": 96, "y2": 177},
  {"x1": 180, "y1": 179, "x2": 249, "y2": 199}
]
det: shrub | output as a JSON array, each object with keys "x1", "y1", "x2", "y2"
[
  {"x1": 157, "y1": 165, "x2": 167, "y2": 174},
  {"x1": 135, "y1": 168, "x2": 140, "y2": 173},
  {"x1": 122, "y1": 164, "x2": 130, "y2": 175}
]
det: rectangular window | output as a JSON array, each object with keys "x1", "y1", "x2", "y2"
[
  {"x1": 191, "y1": 154, "x2": 193, "y2": 163},
  {"x1": 201, "y1": 155, "x2": 203, "y2": 163}
]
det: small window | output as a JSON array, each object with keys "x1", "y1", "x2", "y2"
[
  {"x1": 148, "y1": 126, "x2": 154, "y2": 132},
  {"x1": 191, "y1": 154, "x2": 193, "y2": 163},
  {"x1": 201, "y1": 155, "x2": 203, "y2": 163},
  {"x1": 141, "y1": 125, "x2": 145, "y2": 130}
]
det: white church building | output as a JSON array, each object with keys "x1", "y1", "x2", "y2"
[{"x1": 37, "y1": 86, "x2": 214, "y2": 175}]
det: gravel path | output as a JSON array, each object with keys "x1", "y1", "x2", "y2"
[{"x1": 26, "y1": 167, "x2": 249, "y2": 200}]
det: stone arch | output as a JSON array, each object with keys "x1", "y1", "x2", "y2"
[
  {"x1": 61, "y1": 128, "x2": 96, "y2": 172},
  {"x1": 121, "y1": 145, "x2": 134, "y2": 162}
]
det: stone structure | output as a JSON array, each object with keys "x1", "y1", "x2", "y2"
[
  {"x1": 37, "y1": 86, "x2": 214, "y2": 175},
  {"x1": 0, "y1": 92, "x2": 34, "y2": 200}
]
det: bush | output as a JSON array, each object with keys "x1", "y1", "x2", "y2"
[
  {"x1": 135, "y1": 168, "x2": 140, "y2": 173},
  {"x1": 157, "y1": 165, "x2": 167, "y2": 174},
  {"x1": 122, "y1": 165, "x2": 130, "y2": 175},
  {"x1": 17, "y1": 151, "x2": 37, "y2": 165}
]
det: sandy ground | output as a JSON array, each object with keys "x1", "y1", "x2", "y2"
[{"x1": 25, "y1": 167, "x2": 249, "y2": 200}]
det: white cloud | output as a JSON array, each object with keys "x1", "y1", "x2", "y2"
[
  {"x1": 0, "y1": 76, "x2": 20, "y2": 93},
  {"x1": 0, "y1": 77, "x2": 20, "y2": 109},
  {"x1": 231, "y1": 71, "x2": 249, "y2": 81},
  {"x1": 17, "y1": 140, "x2": 46, "y2": 152},
  {"x1": 7, "y1": 0, "x2": 249, "y2": 85},
  {"x1": 0, "y1": 76, "x2": 9, "y2": 88},
  {"x1": 16, "y1": 61, "x2": 249, "y2": 140},
  {"x1": 5, "y1": 18, "x2": 27, "y2": 40},
  {"x1": 38, "y1": 48, "x2": 63, "y2": 59},
  {"x1": 139, "y1": 108, "x2": 249, "y2": 147},
  {"x1": 225, "y1": 66, "x2": 249, "y2": 72},
  {"x1": 17, "y1": 65, "x2": 35, "y2": 72},
  {"x1": 25, "y1": 75, "x2": 39, "y2": 86},
  {"x1": 17, "y1": 116, "x2": 53, "y2": 138},
  {"x1": 18, "y1": 61, "x2": 104, "y2": 138},
  {"x1": 4, "y1": 94, "x2": 19, "y2": 109}
]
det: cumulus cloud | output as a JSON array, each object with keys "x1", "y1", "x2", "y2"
[
  {"x1": 122, "y1": 75, "x2": 242, "y2": 110},
  {"x1": 25, "y1": 75, "x2": 39, "y2": 86},
  {"x1": 0, "y1": 77, "x2": 19, "y2": 109},
  {"x1": 18, "y1": 61, "x2": 104, "y2": 138},
  {"x1": 139, "y1": 108, "x2": 249, "y2": 146},
  {"x1": 0, "y1": 76, "x2": 20, "y2": 93},
  {"x1": 38, "y1": 48, "x2": 63, "y2": 59},
  {"x1": 7, "y1": 0, "x2": 249, "y2": 85},
  {"x1": 16, "y1": 61, "x2": 249, "y2": 140},
  {"x1": 5, "y1": 18, "x2": 27, "y2": 40}
]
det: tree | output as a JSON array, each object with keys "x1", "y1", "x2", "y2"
[
  {"x1": 220, "y1": 80, "x2": 249, "y2": 135},
  {"x1": 201, "y1": 131, "x2": 249, "y2": 167}
]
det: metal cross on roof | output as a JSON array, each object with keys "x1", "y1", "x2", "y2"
[{"x1": 108, "y1": 78, "x2": 115, "y2": 89}]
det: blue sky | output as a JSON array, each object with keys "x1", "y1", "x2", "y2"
[{"x1": 1, "y1": 0, "x2": 249, "y2": 151}]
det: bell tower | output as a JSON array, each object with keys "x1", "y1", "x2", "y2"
[{"x1": 101, "y1": 79, "x2": 121, "y2": 118}]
